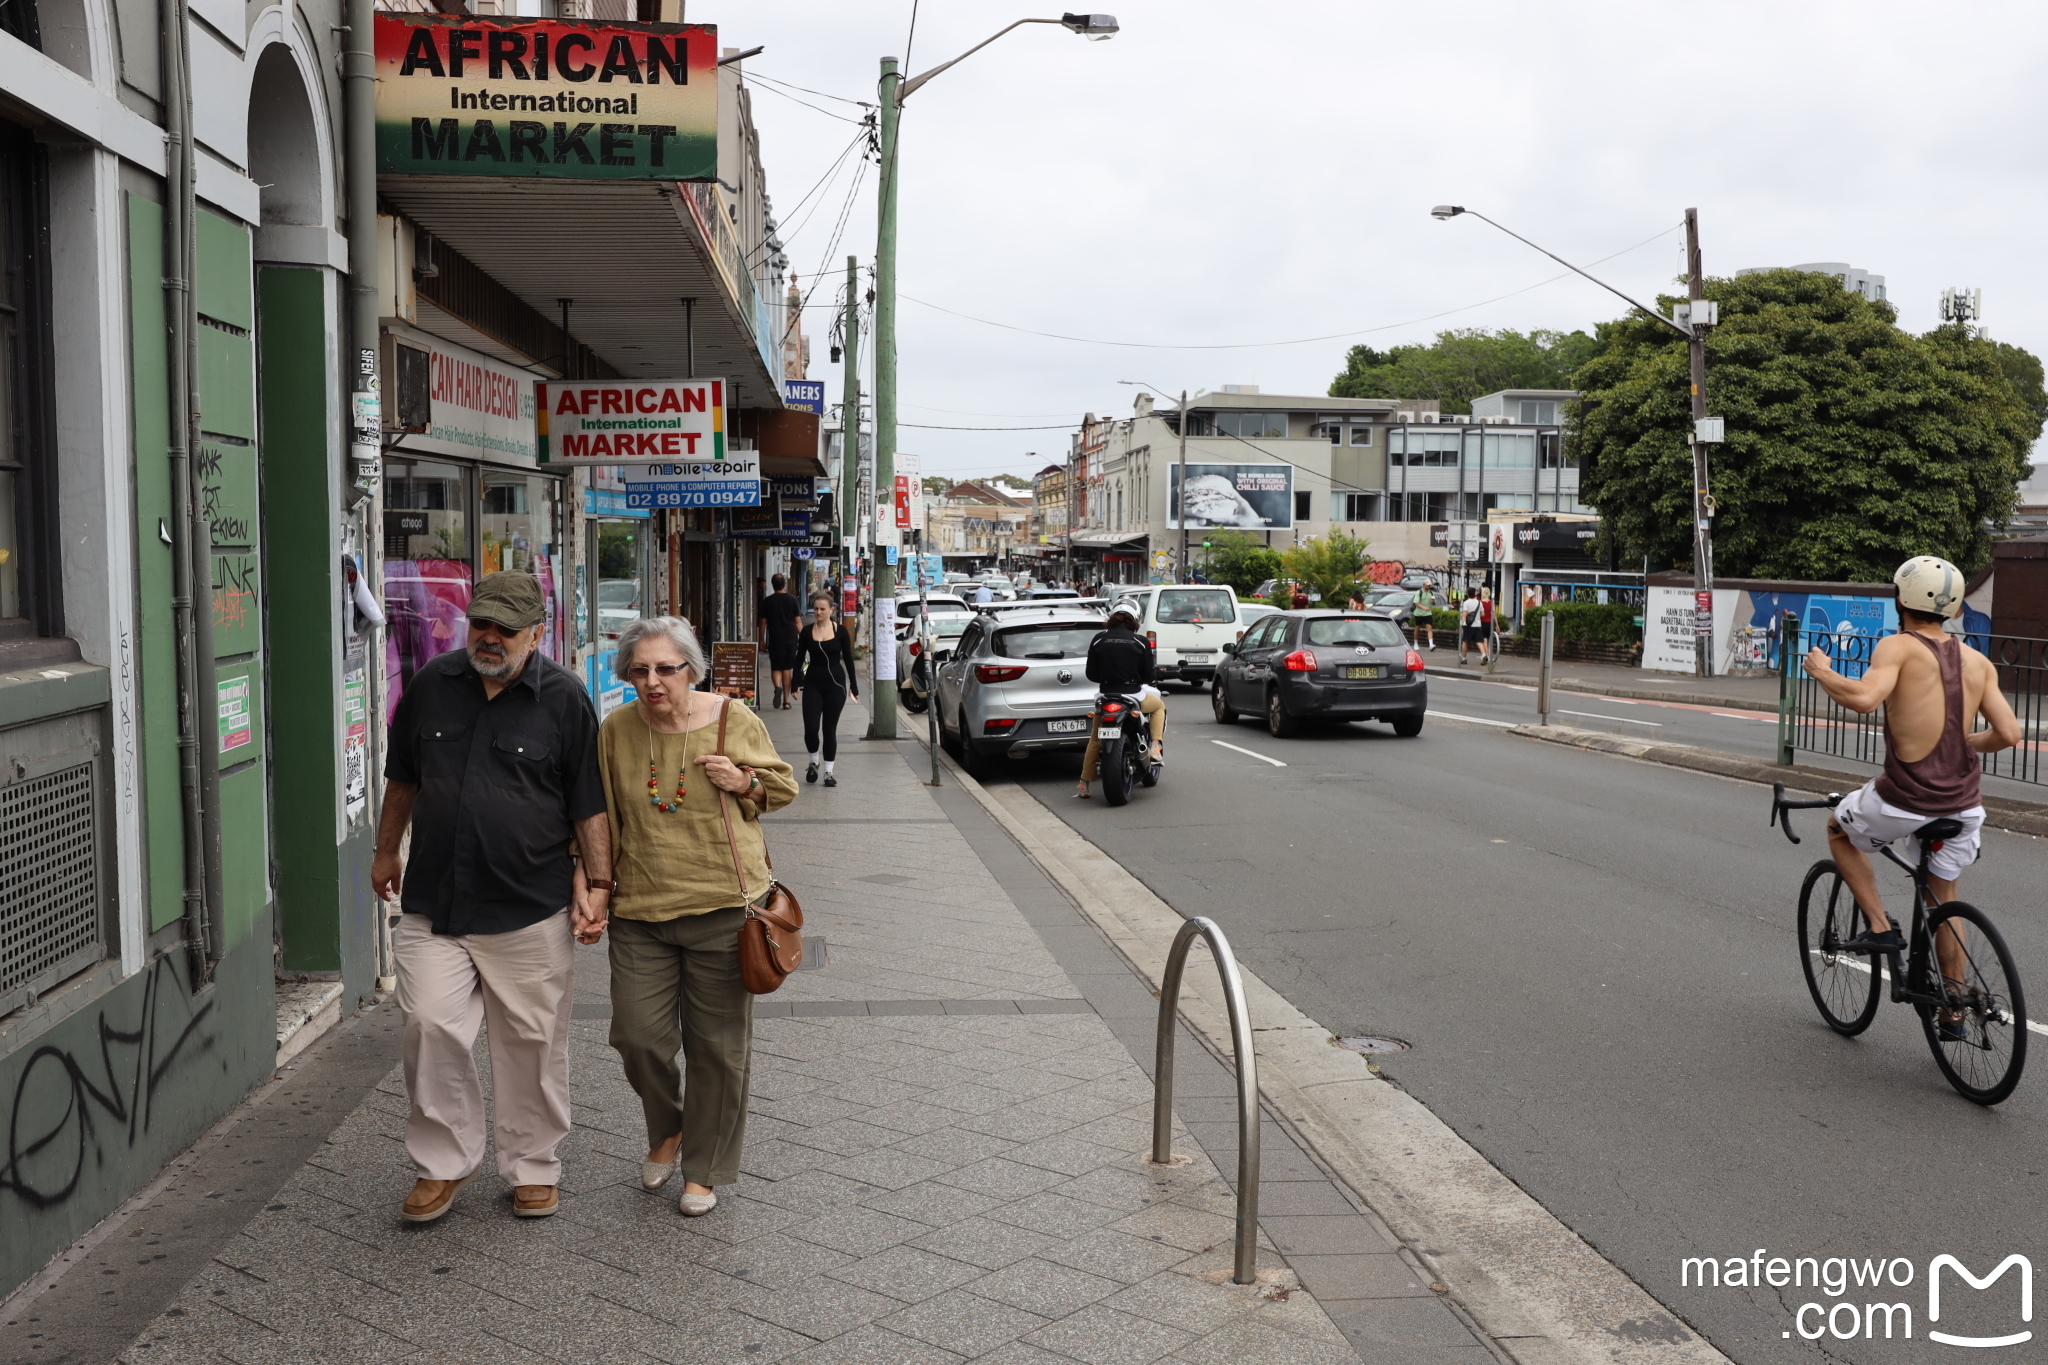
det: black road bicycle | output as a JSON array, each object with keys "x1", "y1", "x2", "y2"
[{"x1": 1772, "y1": 784, "x2": 2026, "y2": 1105}]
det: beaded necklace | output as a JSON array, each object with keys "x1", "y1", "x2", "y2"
[{"x1": 646, "y1": 703, "x2": 698, "y2": 813}]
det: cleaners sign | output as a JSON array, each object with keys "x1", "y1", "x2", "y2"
[
  {"x1": 374, "y1": 15, "x2": 717, "y2": 181},
  {"x1": 538, "y1": 378, "x2": 759, "y2": 507}
]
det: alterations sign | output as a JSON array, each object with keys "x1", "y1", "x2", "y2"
[{"x1": 375, "y1": 15, "x2": 717, "y2": 180}]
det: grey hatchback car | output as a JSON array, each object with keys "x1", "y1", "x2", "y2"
[
  {"x1": 1213, "y1": 610, "x2": 1425, "y2": 738},
  {"x1": 932, "y1": 604, "x2": 1109, "y2": 778}
]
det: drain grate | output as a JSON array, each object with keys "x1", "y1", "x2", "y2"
[{"x1": 1338, "y1": 1035, "x2": 1409, "y2": 1055}]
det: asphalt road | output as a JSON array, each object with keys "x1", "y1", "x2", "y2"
[{"x1": 986, "y1": 681, "x2": 2048, "y2": 1365}]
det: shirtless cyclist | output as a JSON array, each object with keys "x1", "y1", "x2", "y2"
[{"x1": 1802, "y1": 556, "x2": 2022, "y2": 1031}]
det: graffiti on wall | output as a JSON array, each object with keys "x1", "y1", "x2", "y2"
[
  {"x1": 1363, "y1": 560, "x2": 1407, "y2": 586},
  {"x1": 0, "y1": 956, "x2": 218, "y2": 1211}
]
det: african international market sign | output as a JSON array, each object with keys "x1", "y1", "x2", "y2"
[
  {"x1": 538, "y1": 379, "x2": 760, "y2": 508},
  {"x1": 375, "y1": 15, "x2": 717, "y2": 180}
]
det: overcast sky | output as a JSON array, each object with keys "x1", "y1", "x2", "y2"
[{"x1": 729, "y1": 0, "x2": 2048, "y2": 484}]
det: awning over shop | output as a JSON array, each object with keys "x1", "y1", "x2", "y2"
[{"x1": 1069, "y1": 531, "x2": 1149, "y2": 550}]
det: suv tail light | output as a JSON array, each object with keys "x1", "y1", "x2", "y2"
[
  {"x1": 976, "y1": 664, "x2": 1027, "y2": 683},
  {"x1": 982, "y1": 718, "x2": 1018, "y2": 734},
  {"x1": 1282, "y1": 649, "x2": 1318, "y2": 672},
  {"x1": 1405, "y1": 649, "x2": 1425, "y2": 672},
  {"x1": 909, "y1": 641, "x2": 922, "y2": 657}
]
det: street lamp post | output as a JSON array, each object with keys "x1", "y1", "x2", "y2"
[
  {"x1": 1119, "y1": 380, "x2": 1189, "y2": 580},
  {"x1": 866, "y1": 13, "x2": 1118, "y2": 740},
  {"x1": 1432, "y1": 205, "x2": 1717, "y2": 677}
]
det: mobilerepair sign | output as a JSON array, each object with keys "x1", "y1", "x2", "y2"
[{"x1": 375, "y1": 15, "x2": 716, "y2": 180}]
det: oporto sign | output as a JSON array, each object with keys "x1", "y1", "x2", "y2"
[
  {"x1": 1682, "y1": 1251, "x2": 2033, "y2": 1347},
  {"x1": 375, "y1": 15, "x2": 716, "y2": 181}
]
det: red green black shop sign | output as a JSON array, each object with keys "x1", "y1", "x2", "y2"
[{"x1": 375, "y1": 15, "x2": 717, "y2": 180}]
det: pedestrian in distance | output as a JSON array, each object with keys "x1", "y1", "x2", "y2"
[
  {"x1": 757, "y1": 574, "x2": 802, "y2": 709},
  {"x1": 974, "y1": 580, "x2": 994, "y2": 605},
  {"x1": 373, "y1": 570, "x2": 609, "y2": 1224},
  {"x1": 1458, "y1": 588, "x2": 1488, "y2": 666},
  {"x1": 1291, "y1": 582, "x2": 1311, "y2": 610},
  {"x1": 792, "y1": 592, "x2": 860, "y2": 787},
  {"x1": 1412, "y1": 581, "x2": 1437, "y2": 650},
  {"x1": 1346, "y1": 584, "x2": 1367, "y2": 610},
  {"x1": 1480, "y1": 587, "x2": 1498, "y2": 658},
  {"x1": 582, "y1": 616, "x2": 797, "y2": 1216}
]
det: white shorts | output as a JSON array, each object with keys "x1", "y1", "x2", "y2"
[{"x1": 1832, "y1": 780, "x2": 1984, "y2": 881}]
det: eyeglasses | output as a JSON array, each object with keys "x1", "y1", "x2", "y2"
[
  {"x1": 626, "y1": 664, "x2": 691, "y2": 680},
  {"x1": 470, "y1": 619, "x2": 525, "y2": 637}
]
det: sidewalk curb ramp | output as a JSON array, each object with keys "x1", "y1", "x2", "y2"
[
  {"x1": 917, "y1": 738, "x2": 1731, "y2": 1365},
  {"x1": 1507, "y1": 724, "x2": 2048, "y2": 839}
]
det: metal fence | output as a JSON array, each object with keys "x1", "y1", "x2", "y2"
[{"x1": 1776, "y1": 614, "x2": 2048, "y2": 789}]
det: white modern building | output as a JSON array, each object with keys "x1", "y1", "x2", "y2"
[{"x1": 1736, "y1": 262, "x2": 1887, "y2": 302}]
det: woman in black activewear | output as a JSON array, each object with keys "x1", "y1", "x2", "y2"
[{"x1": 790, "y1": 592, "x2": 859, "y2": 786}]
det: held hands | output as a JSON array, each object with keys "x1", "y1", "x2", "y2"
[{"x1": 571, "y1": 865, "x2": 609, "y2": 944}]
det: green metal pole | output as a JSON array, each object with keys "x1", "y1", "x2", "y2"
[
  {"x1": 840, "y1": 253, "x2": 859, "y2": 588},
  {"x1": 867, "y1": 56, "x2": 901, "y2": 739}
]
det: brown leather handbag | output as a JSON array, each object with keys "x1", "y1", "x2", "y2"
[{"x1": 712, "y1": 700, "x2": 804, "y2": 993}]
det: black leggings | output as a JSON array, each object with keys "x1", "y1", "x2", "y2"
[{"x1": 803, "y1": 683, "x2": 847, "y2": 761}]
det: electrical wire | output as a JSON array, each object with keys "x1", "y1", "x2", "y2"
[
  {"x1": 902, "y1": 421, "x2": 1077, "y2": 431},
  {"x1": 903, "y1": 0, "x2": 920, "y2": 76},
  {"x1": 748, "y1": 70, "x2": 872, "y2": 108},
  {"x1": 744, "y1": 77, "x2": 869, "y2": 125},
  {"x1": 746, "y1": 122, "x2": 869, "y2": 269},
  {"x1": 897, "y1": 222, "x2": 1683, "y2": 350}
]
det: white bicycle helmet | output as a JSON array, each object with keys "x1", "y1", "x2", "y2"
[
  {"x1": 1107, "y1": 598, "x2": 1142, "y2": 626},
  {"x1": 1894, "y1": 555, "x2": 1964, "y2": 619}
]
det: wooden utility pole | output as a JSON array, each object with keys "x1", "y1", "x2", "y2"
[{"x1": 1686, "y1": 208, "x2": 1713, "y2": 678}]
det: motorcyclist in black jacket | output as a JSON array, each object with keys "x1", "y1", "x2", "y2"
[{"x1": 1077, "y1": 602, "x2": 1161, "y2": 798}]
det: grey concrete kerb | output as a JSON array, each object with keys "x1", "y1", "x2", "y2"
[{"x1": 920, "y1": 740, "x2": 1733, "y2": 1365}]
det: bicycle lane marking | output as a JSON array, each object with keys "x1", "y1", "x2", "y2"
[{"x1": 1813, "y1": 951, "x2": 2048, "y2": 1036}]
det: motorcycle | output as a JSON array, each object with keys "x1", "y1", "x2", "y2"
[{"x1": 1093, "y1": 691, "x2": 1162, "y2": 807}]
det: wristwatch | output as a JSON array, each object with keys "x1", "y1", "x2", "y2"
[
  {"x1": 586, "y1": 878, "x2": 616, "y2": 892},
  {"x1": 744, "y1": 768, "x2": 764, "y2": 796}
]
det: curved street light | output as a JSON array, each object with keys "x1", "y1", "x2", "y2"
[
  {"x1": 1434, "y1": 204, "x2": 1717, "y2": 678},
  {"x1": 865, "y1": 15, "x2": 1119, "y2": 738}
]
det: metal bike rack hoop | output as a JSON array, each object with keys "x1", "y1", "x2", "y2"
[{"x1": 1151, "y1": 915, "x2": 1260, "y2": 1284}]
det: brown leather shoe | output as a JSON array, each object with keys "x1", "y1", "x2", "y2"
[
  {"x1": 400, "y1": 1170, "x2": 477, "y2": 1224},
  {"x1": 512, "y1": 1184, "x2": 559, "y2": 1218}
]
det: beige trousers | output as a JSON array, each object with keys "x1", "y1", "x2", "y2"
[
  {"x1": 396, "y1": 910, "x2": 574, "y2": 1186},
  {"x1": 1082, "y1": 693, "x2": 1166, "y2": 782}
]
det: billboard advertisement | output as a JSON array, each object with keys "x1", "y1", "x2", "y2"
[
  {"x1": 1170, "y1": 462, "x2": 1293, "y2": 530},
  {"x1": 539, "y1": 378, "x2": 758, "y2": 506},
  {"x1": 375, "y1": 15, "x2": 717, "y2": 180}
]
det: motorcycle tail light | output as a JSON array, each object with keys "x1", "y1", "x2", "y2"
[
  {"x1": 1283, "y1": 649, "x2": 1318, "y2": 672},
  {"x1": 983, "y1": 718, "x2": 1018, "y2": 733},
  {"x1": 1102, "y1": 702, "x2": 1124, "y2": 715},
  {"x1": 976, "y1": 664, "x2": 1027, "y2": 683},
  {"x1": 1406, "y1": 649, "x2": 1425, "y2": 672}
]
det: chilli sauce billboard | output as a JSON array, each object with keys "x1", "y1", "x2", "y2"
[{"x1": 375, "y1": 15, "x2": 716, "y2": 180}]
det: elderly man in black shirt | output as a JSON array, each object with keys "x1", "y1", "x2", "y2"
[{"x1": 373, "y1": 570, "x2": 611, "y2": 1223}]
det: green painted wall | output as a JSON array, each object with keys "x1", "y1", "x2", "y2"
[
  {"x1": 0, "y1": 933, "x2": 276, "y2": 1295},
  {"x1": 126, "y1": 196, "x2": 183, "y2": 934}
]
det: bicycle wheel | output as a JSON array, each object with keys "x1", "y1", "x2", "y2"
[
  {"x1": 1797, "y1": 860, "x2": 1882, "y2": 1036},
  {"x1": 1917, "y1": 902, "x2": 2027, "y2": 1106}
]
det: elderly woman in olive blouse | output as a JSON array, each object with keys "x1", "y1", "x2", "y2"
[{"x1": 573, "y1": 615, "x2": 796, "y2": 1216}]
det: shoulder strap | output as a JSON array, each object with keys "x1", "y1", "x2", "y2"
[{"x1": 711, "y1": 697, "x2": 774, "y2": 888}]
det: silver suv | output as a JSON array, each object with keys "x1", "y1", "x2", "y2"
[{"x1": 933, "y1": 603, "x2": 1109, "y2": 778}]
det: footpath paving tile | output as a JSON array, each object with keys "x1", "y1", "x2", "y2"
[
  {"x1": 1020, "y1": 1302, "x2": 1195, "y2": 1365},
  {"x1": 782, "y1": 1322, "x2": 968, "y2": 1365},
  {"x1": 826, "y1": 1245, "x2": 985, "y2": 1304},
  {"x1": 879, "y1": 1288, "x2": 1052, "y2": 1356}
]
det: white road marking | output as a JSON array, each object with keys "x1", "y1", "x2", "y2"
[
  {"x1": 1210, "y1": 739, "x2": 1287, "y2": 767},
  {"x1": 1558, "y1": 708, "x2": 1664, "y2": 728},
  {"x1": 1427, "y1": 709, "x2": 1518, "y2": 728},
  {"x1": 1714, "y1": 712, "x2": 1776, "y2": 724},
  {"x1": 1811, "y1": 951, "x2": 2048, "y2": 1036}
]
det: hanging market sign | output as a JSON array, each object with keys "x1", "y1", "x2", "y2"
[
  {"x1": 375, "y1": 15, "x2": 717, "y2": 180},
  {"x1": 538, "y1": 378, "x2": 760, "y2": 507}
]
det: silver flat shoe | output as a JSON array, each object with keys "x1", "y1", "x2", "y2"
[
  {"x1": 641, "y1": 1158, "x2": 675, "y2": 1191},
  {"x1": 677, "y1": 1190, "x2": 718, "y2": 1217}
]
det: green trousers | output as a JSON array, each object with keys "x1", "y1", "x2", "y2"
[{"x1": 606, "y1": 907, "x2": 753, "y2": 1187}]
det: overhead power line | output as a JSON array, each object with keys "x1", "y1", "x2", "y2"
[{"x1": 897, "y1": 222, "x2": 1682, "y2": 350}]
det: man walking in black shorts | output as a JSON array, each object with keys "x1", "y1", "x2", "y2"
[{"x1": 757, "y1": 573, "x2": 803, "y2": 708}]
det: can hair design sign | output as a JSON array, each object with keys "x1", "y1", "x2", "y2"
[{"x1": 375, "y1": 15, "x2": 716, "y2": 180}]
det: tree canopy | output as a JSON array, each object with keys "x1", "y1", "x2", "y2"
[
  {"x1": 1198, "y1": 530, "x2": 1280, "y2": 595},
  {"x1": 1571, "y1": 270, "x2": 2043, "y2": 581},
  {"x1": 1329, "y1": 327, "x2": 1604, "y2": 411},
  {"x1": 1280, "y1": 531, "x2": 1373, "y2": 605}
]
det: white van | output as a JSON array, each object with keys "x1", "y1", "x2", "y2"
[{"x1": 1108, "y1": 584, "x2": 1242, "y2": 687}]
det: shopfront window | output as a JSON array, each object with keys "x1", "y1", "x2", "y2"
[
  {"x1": 480, "y1": 469, "x2": 564, "y2": 660},
  {"x1": 595, "y1": 521, "x2": 646, "y2": 650},
  {"x1": 0, "y1": 120, "x2": 52, "y2": 630},
  {"x1": 382, "y1": 458, "x2": 471, "y2": 718}
]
